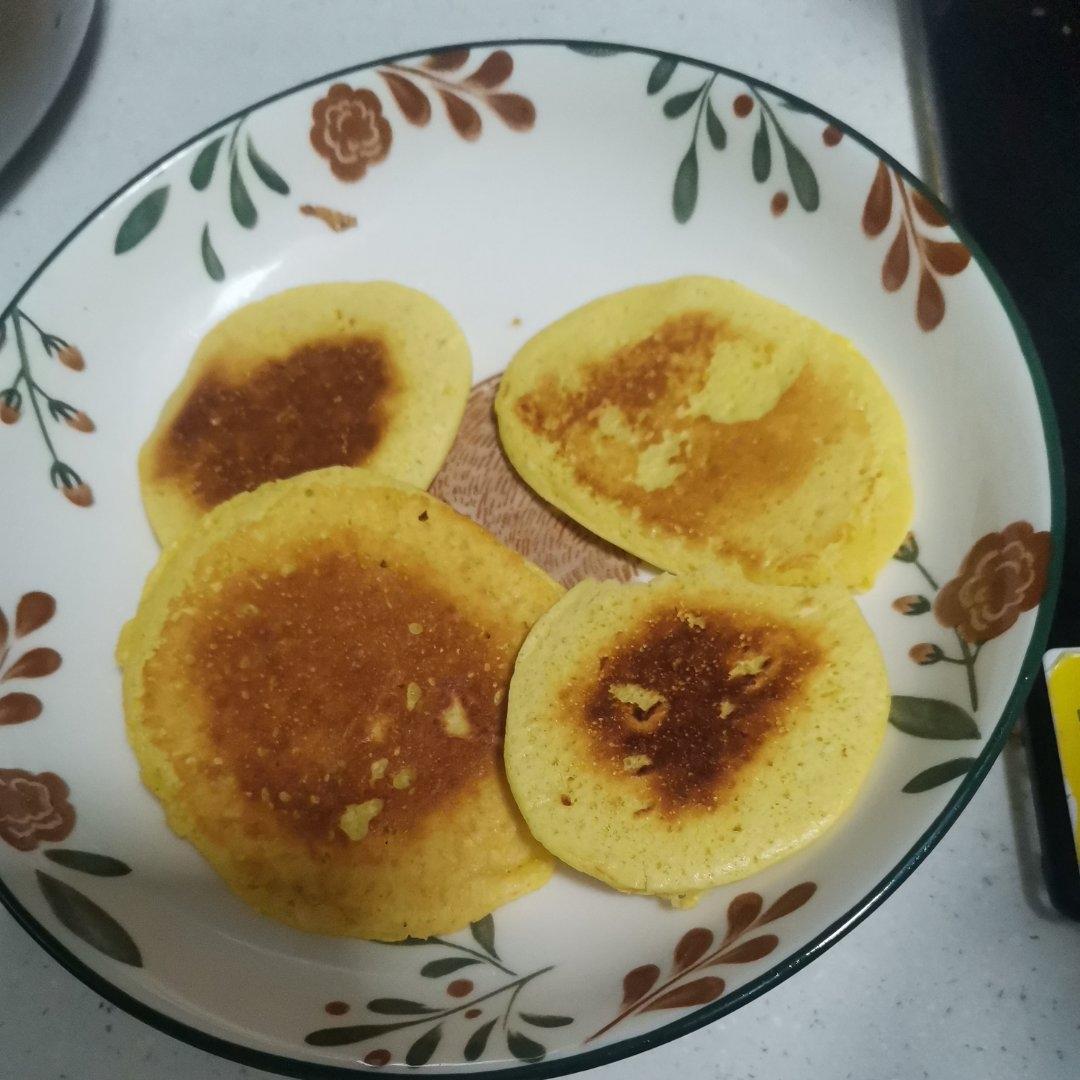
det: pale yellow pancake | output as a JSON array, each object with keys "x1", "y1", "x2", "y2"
[
  {"x1": 495, "y1": 276, "x2": 913, "y2": 590},
  {"x1": 140, "y1": 282, "x2": 471, "y2": 545},
  {"x1": 118, "y1": 466, "x2": 559, "y2": 940},
  {"x1": 504, "y1": 571, "x2": 888, "y2": 897}
]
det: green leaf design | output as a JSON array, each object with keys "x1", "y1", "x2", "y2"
[
  {"x1": 35, "y1": 871, "x2": 142, "y2": 967},
  {"x1": 894, "y1": 534, "x2": 919, "y2": 562},
  {"x1": 229, "y1": 158, "x2": 257, "y2": 229},
  {"x1": 752, "y1": 114, "x2": 771, "y2": 182},
  {"x1": 519, "y1": 1012, "x2": 574, "y2": 1028},
  {"x1": 507, "y1": 1029, "x2": 546, "y2": 1062},
  {"x1": 367, "y1": 998, "x2": 440, "y2": 1015},
  {"x1": 421, "y1": 956, "x2": 481, "y2": 977},
  {"x1": 42, "y1": 849, "x2": 132, "y2": 877},
  {"x1": 705, "y1": 99, "x2": 726, "y2": 150},
  {"x1": 246, "y1": 137, "x2": 289, "y2": 195},
  {"x1": 897, "y1": 595, "x2": 931, "y2": 615},
  {"x1": 902, "y1": 757, "x2": 977, "y2": 793},
  {"x1": 405, "y1": 1025, "x2": 442, "y2": 1066},
  {"x1": 114, "y1": 187, "x2": 169, "y2": 254},
  {"x1": 647, "y1": 56, "x2": 677, "y2": 95},
  {"x1": 889, "y1": 696, "x2": 980, "y2": 740},
  {"x1": 305, "y1": 1020, "x2": 414, "y2": 1047},
  {"x1": 776, "y1": 126, "x2": 820, "y2": 211},
  {"x1": 189, "y1": 136, "x2": 224, "y2": 191},
  {"x1": 200, "y1": 225, "x2": 225, "y2": 282},
  {"x1": 470, "y1": 913, "x2": 498, "y2": 958},
  {"x1": 672, "y1": 143, "x2": 699, "y2": 224},
  {"x1": 384, "y1": 935, "x2": 433, "y2": 946},
  {"x1": 463, "y1": 1018, "x2": 497, "y2": 1061},
  {"x1": 663, "y1": 87, "x2": 701, "y2": 118},
  {"x1": 566, "y1": 43, "x2": 627, "y2": 56}
]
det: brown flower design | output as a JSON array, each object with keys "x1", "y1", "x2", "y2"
[
  {"x1": 934, "y1": 522, "x2": 1051, "y2": 644},
  {"x1": 891, "y1": 525, "x2": 1051, "y2": 724},
  {"x1": 299, "y1": 204, "x2": 358, "y2": 232},
  {"x1": 378, "y1": 49, "x2": 536, "y2": 137},
  {"x1": 1, "y1": 309, "x2": 93, "y2": 507},
  {"x1": 892, "y1": 594, "x2": 930, "y2": 616},
  {"x1": 0, "y1": 594, "x2": 138, "y2": 961},
  {"x1": 862, "y1": 162, "x2": 970, "y2": 331},
  {"x1": 588, "y1": 882, "x2": 816, "y2": 1042},
  {"x1": 0, "y1": 768, "x2": 75, "y2": 851},
  {"x1": 310, "y1": 49, "x2": 535, "y2": 183},
  {"x1": 57, "y1": 345, "x2": 84, "y2": 372},
  {"x1": 0, "y1": 591, "x2": 60, "y2": 726},
  {"x1": 310, "y1": 85, "x2": 392, "y2": 181},
  {"x1": 908, "y1": 642, "x2": 944, "y2": 666}
]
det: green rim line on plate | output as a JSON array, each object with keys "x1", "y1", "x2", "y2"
[{"x1": 0, "y1": 38, "x2": 1064, "y2": 1080}]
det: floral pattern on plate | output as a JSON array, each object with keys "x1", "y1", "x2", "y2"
[
  {"x1": 112, "y1": 48, "x2": 536, "y2": 286},
  {"x1": 0, "y1": 590, "x2": 140, "y2": 966},
  {"x1": 310, "y1": 47, "x2": 535, "y2": 183},
  {"x1": 889, "y1": 524, "x2": 1051, "y2": 792},
  {"x1": 589, "y1": 882, "x2": 816, "y2": 1041},
  {"x1": 115, "y1": 110, "x2": 293, "y2": 282},
  {"x1": 862, "y1": 162, "x2": 971, "y2": 331},
  {"x1": 0, "y1": 311, "x2": 93, "y2": 507},
  {"x1": 568, "y1": 45, "x2": 820, "y2": 223},
  {"x1": 306, "y1": 914, "x2": 568, "y2": 1065}
]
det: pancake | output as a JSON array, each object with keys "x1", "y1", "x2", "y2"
[
  {"x1": 139, "y1": 282, "x2": 471, "y2": 545},
  {"x1": 495, "y1": 276, "x2": 913, "y2": 590},
  {"x1": 118, "y1": 466, "x2": 559, "y2": 940},
  {"x1": 504, "y1": 571, "x2": 888, "y2": 896}
]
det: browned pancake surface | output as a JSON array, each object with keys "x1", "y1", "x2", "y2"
[
  {"x1": 570, "y1": 607, "x2": 822, "y2": 816},
  {"x1": 155, "y1": 541, "x2": 513, "y2": 845},
  {"x1": 514, "y1": 312, "x2": 857, "y2": 571},
  {"x1": 154, "y1": 337, "x2": 397, "y2": 509}
]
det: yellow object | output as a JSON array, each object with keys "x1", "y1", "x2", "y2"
[
  {"x1": 495, "y1": 276, "x2": 913, "y2": 590},
  {"x1": 504, "y1": 571, "x2": 889, "y2": 897},
  {"x1": 340, "y1": 799, "x2": 383, "y2": 841},
  {"x1": 1047, "y1": 652, "x2": 1080, "y2": 858},
  {"x1": 139, "y1": 282, "x2": 472, "y2": 545},
  {"x1": 118, "y1": 466, "x2": 558, "y2": 940}
]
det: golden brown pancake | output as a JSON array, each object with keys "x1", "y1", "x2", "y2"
[
  {"x1": 139, "y1": 282, "x2": 471, "y2": 545},
  {"x1": 495, "y1": 276, "x2": 913, "y2": 590},
  {"x1": 504, "y1": 571, "x2": 888, "y2": 897},
  {"x1": 118, "y1": 467, "x2": 559, "y2": 940}
]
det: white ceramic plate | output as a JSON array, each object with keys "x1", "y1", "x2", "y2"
[{"x1": 0, "y1": 41, "x2": 1062, "y2": 1078}]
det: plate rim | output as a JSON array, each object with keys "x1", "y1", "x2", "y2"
[{"x1": 0, "y1": 36, "x2": 1065, "y2": 1080}]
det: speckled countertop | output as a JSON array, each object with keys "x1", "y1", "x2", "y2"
[{"x1": 2, "y1": 2, "x2": 1079, "y2": 1078}]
